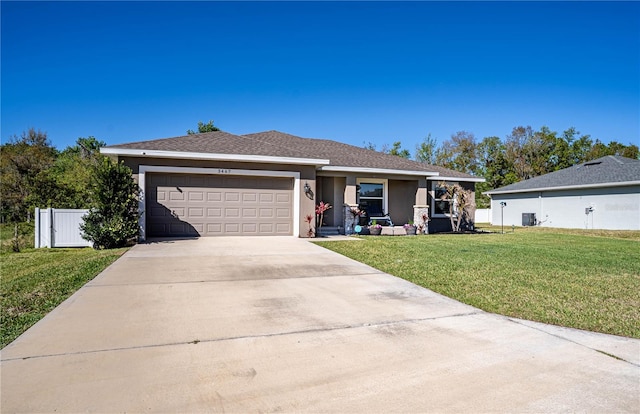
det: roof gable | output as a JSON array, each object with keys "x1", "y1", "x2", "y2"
[{"x1": 487, "y1": 156, "x2": 640, "y2": 194}]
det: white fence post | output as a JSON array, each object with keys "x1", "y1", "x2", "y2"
[{"x1": 35, "y1": 207, "x2": 40, "y2": 248}]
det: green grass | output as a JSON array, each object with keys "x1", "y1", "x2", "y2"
[
  {"x1": 1, "y1": 223, "x2": 127, "y2": 348},
  {"x1": 0, "y1": 221, "x2": 35, "y2": 253},
  {"x1": 316, "y1": 227, "x2": 640, "y2": 338}
]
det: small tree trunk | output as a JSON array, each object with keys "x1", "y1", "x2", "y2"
[{"x1": 12, "y1": 223, "x2": 20, "y2": 253}]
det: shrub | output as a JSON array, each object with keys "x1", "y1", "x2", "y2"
[{"x1": 81, "y1": 158, "x2": 139, "y2": 249}]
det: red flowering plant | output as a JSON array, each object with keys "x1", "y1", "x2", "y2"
[
  {"x1": 315, "y1": 201, "x2": 332, "y2": 233},
  {"x1": 305, "y1": 214, "x2": 315, "y2": 237}
]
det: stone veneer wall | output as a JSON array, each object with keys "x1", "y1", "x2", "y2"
[
  {"x1": 343, "y1": 204, "x2": 360, "y2": 235},
  {"x1": 413, "y1": 205, "x2": 430, "y2": 234}
]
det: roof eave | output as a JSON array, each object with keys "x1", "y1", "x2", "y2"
[
  {"x1": 485, "y1": 180, "x2": 640, "y2": 195},
  {"x1": 431, "y1": 176, "x2": 486, "y2": 183},
  {"x1": 101, "y1": 148, "x2": 331, "y2": 166},
  {"x1": 318, "y1": 165, "x2": 440, "y2": 177}
]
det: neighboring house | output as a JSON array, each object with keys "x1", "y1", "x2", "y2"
[
  {"x1": 485, "y1": 156, "x2": 640, "y2": 230},
  {"x1": 101, "y1": 130, "x2": 483, "y2": 239}
]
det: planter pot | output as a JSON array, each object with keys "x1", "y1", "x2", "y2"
[
  {"x1": 404, "y1": 226, "x2": 417, "y2": 235},
  {"x1": 369, "y1": 227, "x2": 382, "y2": 235}
]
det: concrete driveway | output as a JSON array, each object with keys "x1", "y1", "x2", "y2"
[{"x1": 1, "y1": 237, "x2": 639, "y2": 413}]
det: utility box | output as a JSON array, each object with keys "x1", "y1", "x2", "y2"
[{"x1": 522, "y1": 213, "x2": 537, "y2": 226}]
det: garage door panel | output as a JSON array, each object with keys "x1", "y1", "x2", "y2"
[
  {"x1": 242, "y1": 223, "x2": 258, "y2": 233},
  {"x1": 168, "y1": 176, "x2": 184, "y2": 186},
  {"x1": 149, "y1": 223, "x2": 167, "y2": 234},
  {"x1": 206, "y1": 176, "x2": 224, "y2": 186},
  {"x1": 189, "y1": 176, "x2": 206, "y2": 186},
  {"x1": 188, "y1": 207, "x2": 204, "y2": 217},
  {"x1": 243, "y1": 193, "x2": 257, "y2": 202},
  {"x1": 207, "y1": 208, "x2": 222, "y2": 217},
  {"x1": 260, "y1": 193, "x2": 274, "y2": 203},
  {"x1": 259, "y1": 208, "x2": 274, "y2": 218},
  {"x1": 242, "y1": 208, "x2": 258, "y2": 218},
  {"x1": 225, "y1": 192, "x2": 240, "y2": 202},
  {"x1": 188, "y1": 192, "x2": 204, "y2": 201},
  {"x1": 206, "y1": 223, "x2": 222, "y2": 233},
  {"x1": 169, "y1": 191, "x2": 184, "y2": 201},
  {"x1": 224, "y1": 223, "x2": 240, "y2": 233},
  {"x1": 207, "y1": 192, "x2": 222, "y2": 202},
  {"x1": 150, "y1": 207, "x2": 168, "y2": 217},
  {"x1": 147, "y1": 173, "x2": 293, "y2": 237},
  {"x1": 276, "y1": 223, "x2": 291, "y2": 233},
  {"x1": 276, "y1": 193, "x2": 291, "y2": 203}
]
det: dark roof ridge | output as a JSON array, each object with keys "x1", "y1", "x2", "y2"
[
  {"x1": 487, "y1": 154, "x2": 640, "y2": 194},
  {"x1": 608, "y1": 155, "x2": 625, "y2": 165}
]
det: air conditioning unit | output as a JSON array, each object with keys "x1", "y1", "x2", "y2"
[{"x1": 522, "y1": 213, "x2": 537, "y2": 226}]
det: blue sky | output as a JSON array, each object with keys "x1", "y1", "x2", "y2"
[{"x1": 2, "y1": 1, "x2": 639, "y2": 154}]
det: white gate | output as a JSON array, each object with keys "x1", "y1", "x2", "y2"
[
  {"x1": 475, "y1": 208, "x2": 492, "y2": 224},
  {"x1": 35, "y1": 208, "x2": 92, "y2": 248}
]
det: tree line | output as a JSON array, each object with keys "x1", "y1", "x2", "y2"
[
  {"x1": 0, "y1": 128, "x2": 105, "y2": 223},
  {"x1": 2, "y1": 124, "x2": 638, "y2": 222},
  {"x1": 370, "y1": 125, "x2": 639, "y2": 208},
  {"x1": 1, "y1": 128, "x2": 140, "y2": 250},
  {"x1": 0, "y1": 120, "x2": 220, "y2": 223}
]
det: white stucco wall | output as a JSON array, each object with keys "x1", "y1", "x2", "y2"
[{"x1": 490, "y1": 185, "x2": 640, "y2": 230}]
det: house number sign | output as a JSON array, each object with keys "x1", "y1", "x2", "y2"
[{"x1": 217, "y1": 169, "x2": 232, "y2": 174}]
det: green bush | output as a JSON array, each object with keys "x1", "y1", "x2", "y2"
[{"x1": 81, "y1": 158, "x2": 139, "y2": 249}]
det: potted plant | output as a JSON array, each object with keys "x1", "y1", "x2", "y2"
[
  {"x1": 369, "y1": 220, "x2": 382, "y2": 236},
  {"x1": 403, "y1": 220, "x2": 417, "y2": 235}
]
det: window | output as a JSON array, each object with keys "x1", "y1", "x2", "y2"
[
  {"x1": 432, "y1": 182, "x2": 457, "y2": 217},
  {"x1": 357, "y1": 179, "x2": 387, "y2": 217}
]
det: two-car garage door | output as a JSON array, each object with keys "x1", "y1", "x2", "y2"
[{"x1": 146, "y1": 173, "x2": 293, "y2": 237}]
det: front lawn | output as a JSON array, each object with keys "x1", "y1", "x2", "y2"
[
  {"x1": 0, "y1": 247, "x2": 127, "y2": 348},
  {"x1": 316, "y1": 228, "x2": 640, "y2": 338}
]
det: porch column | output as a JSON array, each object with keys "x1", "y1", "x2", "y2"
[
  {"x1": 343, "y1": 176, "x2": 358, "y2": 235},
  {"x1": 414, "y1": 177, "x2": 429, "y2": 234}
]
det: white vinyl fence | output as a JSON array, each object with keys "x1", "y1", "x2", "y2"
[
  {"x1": 475, "y1": 208, "x2": 492, "y2": 224},
  {"x1": 35, "y1": 208, "x2": 92, "y2": 248}
]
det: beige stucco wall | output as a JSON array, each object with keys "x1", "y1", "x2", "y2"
[
  {"x1": 118, "y1": 156, "x2": 318, "y2": 238},
  {"x1": 388, "y1": 179, "x2": 419, "y2": 226}
]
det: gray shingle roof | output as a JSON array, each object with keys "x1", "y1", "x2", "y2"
[
  {"x1": 105, "y1": 130, "x2": 480, "y2": 180},
  {"x1": 486, "y1": 156, "x2": 640, "y2": 194}
]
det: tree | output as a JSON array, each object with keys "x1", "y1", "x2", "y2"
[
  {"x1": 438, "y1": 182, "x2": 475, "y2": 232},
  {"x1": 187, "y1": 120, "x2": 220, "y2": 134},
  {"x1": 415, "y1": 133, "x2": 438, "y2": 164},
  {"x1": 475, "y1": 136, "x2": 514, "y2": 208},
  {"x1": 81, "y1": 158, "x2": 140, "y2": 249},
  {"x1": 364, "y1": 140, "x2": 410, "y2": 158},
  {"x1": 386, "y1": 141, "x2": 411, "y2": 158},
  {"x1": 33, "y1": 137, "x2": 106, "y2": 210},
  {"x1": 435, "y1": 131, "x2": 478, "y2": 175},
  {"x1": 505, "y1": 126, "x2": 536, "y2": 181},
  {"x1": 584, "y1": 139, "x2": 638, "y2": 161},
  {"x1": 363, "y1": 142, "x2": 377, "y2": 151},
  {"x1": 0, "y1": 128, "x2": 57, "y2": 222}
]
